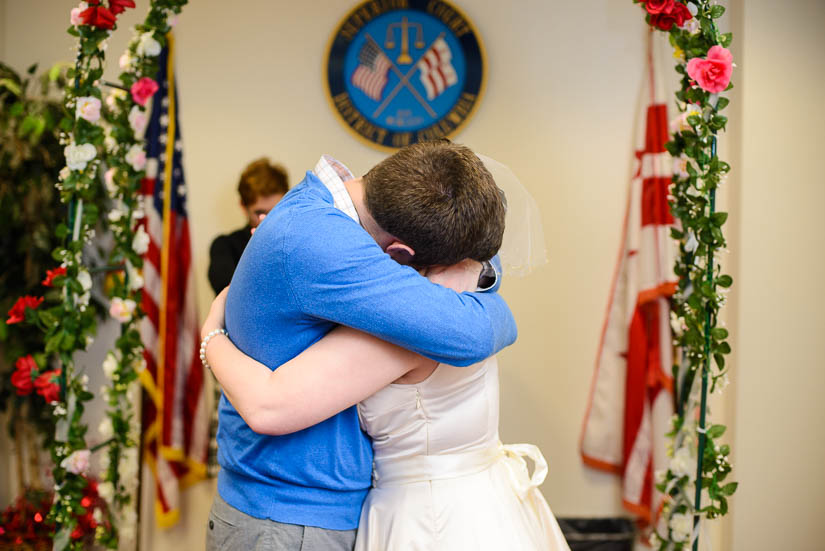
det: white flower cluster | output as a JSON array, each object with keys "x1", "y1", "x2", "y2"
[{"x1": 64, "y1": 142, "x2": 97, "y2": 171}]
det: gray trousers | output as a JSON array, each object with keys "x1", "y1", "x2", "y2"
[{"x1": 206, "y1": 493, "x2": 357, "y2": 551}]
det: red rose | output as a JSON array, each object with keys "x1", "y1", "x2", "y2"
[
  {"x1": 650, "y1": 2, "x2": 692, "y2": 30},
  {"x1": 6, "y1": 295, "x2": 44, "y2": 324},
  {"x1": 79, "y1": 3, "x2": 117, "y2": 30},
  {"x1": 108, "y1": 0, "x2": 136, "y2": 15},
  {"x1": 42, "y1": 266, "x2": 67, "y2": 287},
  {"x1": 34, "y1": 369, "x2": 61, "y2": 403},
  {"x1": 11, "y1": 355, "x2": 37, "y2": 396},
  {"x1": 643, "y1": 0, "x2": 675, "y2": 14},
  {"x1": 130, "y1": 77, "x2": 160, "y2": 107}
]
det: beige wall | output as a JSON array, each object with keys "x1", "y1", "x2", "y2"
[
  {"x1": 727, "y1": 0, "x2": 825, "y2": 549},
  {"x1": 1, "y1": 1, "x2": 823, "y2": 550}
]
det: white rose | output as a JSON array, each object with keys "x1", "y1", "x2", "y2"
[
  {"x1": 128, "y1": 106, "x2": 148, "y2": 139},
  {"x1": 98, "y1": 417, "x2": 113, "y2": 439},
  {"x1": 103, "y1": 353, "x2": 119, "y2": 378},
  {"x1": 106, "y1": 88, "x2": 127, "y2": 110},
  {"x1": 98, "y1": 481, "x2": 115, "y2": 503},
  {"x1": 136, "y1": 32, "x2": 162, "y2": 57},
  {"x1": 104, "y1": 167, "x2": 118, "y2": 196},
  {"x1": 126, "y1": 261, "x2": 144, "y2": 291},
  {"x1": 59, "y1": 166, "x2": 71, "y2": 181},
  {"x1": 685, "y1": 230, "x2": 699, "y2": 253},
  {"x1": 119, "y1": 448, "x2": 139, "y2": 483},
  {"x1": 64, "y1": 143, "x2": 97, "y2": 171},
  {"x1": 670, "y1": 512, "x2": 693, "y2": 543},
  {"x1": 125, "y1": 144, "x2": 146, "y2": 171},
  {"x1": 132, "y1": 225, "x2": 150, "y2": 255},
  {"x1": 669, "y1": 445, "x2": 696, "y2": 480},
  {"x1": 77, "y1": 269, "x2": 92, "y2": 292},
  {"x1": 119, "y1": 51, "x2": 134, "y2": 70},
  {"x1": 77, "y1": 292, "x2": 91, "y2": 307},
  {"x1": 108, "y1": 207, "x2": 125, "y2": 223},
  {"x1": 119, "y1": 509, "x2": 137, "y2": 542}
]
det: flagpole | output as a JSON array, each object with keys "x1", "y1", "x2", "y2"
[{"x1": 692, "y1": 134, "x2": 717, "y2": 551}]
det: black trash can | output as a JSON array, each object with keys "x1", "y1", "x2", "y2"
[{"x1": 557, "y1": 518, "x2": 636, "y2": 551}]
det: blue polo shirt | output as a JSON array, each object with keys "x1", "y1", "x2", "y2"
[{"x1": 218, "y1": 171, "x2": 517, "y2": 530}]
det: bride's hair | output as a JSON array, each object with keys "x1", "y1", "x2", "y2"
[{"x1": 363, "y1": 140, "x2": 505, "y2": 267}]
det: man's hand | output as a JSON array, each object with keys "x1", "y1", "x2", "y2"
[
  {"x1": 202, "y1": 286, "x2": 229, "y2": 340},
  {"x1": 423, "y1": 259, "x2": 483, "y2": 293}
]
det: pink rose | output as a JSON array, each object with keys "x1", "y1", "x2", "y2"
[
  {"x1": 76, "y1": 96, "x2": 102, "y2": 123},
  {"x1": 60, "y1": 449, "x2": 91, "y2": 475},
  {"x1": 128, "y1": 106, "x2": 148, "y2": 138},
  {"x1": 643, "y1": 0, "x2": 675, "y2": 14},
  {"x1": 687, "y1": 46, "x2": 733, "y2": 94},
  {"x1": 70, "y1": 2, "x2": 88, "y2": 25},
  {"x1": 130, "y1": 77, "x2": 159, "y2": 107},
  {"x1": 109, "y1": 297, "x2": 137, "y2": 323}
]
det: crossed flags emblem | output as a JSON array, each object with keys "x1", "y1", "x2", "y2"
[{"x1": 351, "y1": 30, "x2": 457, "y2": 116}]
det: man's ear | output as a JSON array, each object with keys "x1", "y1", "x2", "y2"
[{"x1": 386, "y1": 241, "x2": 416, "y2": 265}]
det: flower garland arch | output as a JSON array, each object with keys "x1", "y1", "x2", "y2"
[
  {"x1": 633, "y1": 1, "x2": 737, "y2": 549},
  {"x1": 5, "y1": 1, "x2": 186, "y2": 549}
]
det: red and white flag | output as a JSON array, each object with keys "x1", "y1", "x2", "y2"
[
  {"x1": 352, "y1": 40, "x2": 392, "y2": 101},
  {"x1": 580, "y1": 31, "x2": 677, "y2": 526},
  {"x1": 139, "y1": 36, "x2": 209, "y2": 528},
  {"x1": 417, "y1": 37, "x2": 457, "y2": 100}
]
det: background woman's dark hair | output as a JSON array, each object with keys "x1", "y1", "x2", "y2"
[{"x1": 237, "y1": 158, "x2": 289, "y2": 206}]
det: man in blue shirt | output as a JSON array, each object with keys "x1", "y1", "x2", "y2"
[{"x1": 209, "y1": 141, "x2": 517, "y2": 550}]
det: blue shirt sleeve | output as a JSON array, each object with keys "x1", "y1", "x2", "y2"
[{"x1": 283, "y1": 210, "x2": 517, "y2": 366}]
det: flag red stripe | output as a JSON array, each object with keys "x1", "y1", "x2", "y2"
[{"x1": 641, "y1": 177, "x2": 674, "y2": 226}]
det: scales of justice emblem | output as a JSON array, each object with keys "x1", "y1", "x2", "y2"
[{"x1": 326, "y1": 0, "x2": 485, "y2": 150}]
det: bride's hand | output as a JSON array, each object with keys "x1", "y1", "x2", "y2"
[
  {"x1": 423, "y1": 259, "x2": 482, "y2": 293},
  {"x1": 202, "y1": 286, "x2": 230, "y2": 340}
]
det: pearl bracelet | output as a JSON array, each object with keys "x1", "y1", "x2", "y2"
[{"x1": 200, "y1": 328, "x2": 228, "y2": 370}]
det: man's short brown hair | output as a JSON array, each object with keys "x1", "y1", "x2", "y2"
[
  {"x1": 363, "y1": 140, "x2": 505, "y2": 267},
  {"x1": 238, "y1": 158, "x2": 289, "y2": 206}
]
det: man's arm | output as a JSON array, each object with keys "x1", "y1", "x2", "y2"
[{"x1": 285, "y1": 211, "x2": 517, "y2": 366}]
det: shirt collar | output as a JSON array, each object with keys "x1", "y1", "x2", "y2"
[{"x1": 313, "y1": 155, "x2": 360, "y2": 223}]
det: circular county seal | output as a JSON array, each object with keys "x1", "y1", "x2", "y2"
[{"x1": 325, "y1": 0, "x2": 485, "y2": 150}]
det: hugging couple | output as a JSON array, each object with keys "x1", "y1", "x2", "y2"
[{"x1": 200, "y1": 140, "x2": 571, "y2": 550}]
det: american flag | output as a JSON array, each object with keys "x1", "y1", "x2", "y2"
[
  {"x1": 138, "y1": 34, "x2": 209, "y2": 528},
  {"x1": 416, "y1": 37, "x2": 457, "y2": 101},
  {"x1": 580, "y1": 33, "x2": 677, "y2": 527},
  {"x1": 351, "y1": 40, "x2": 392, "y2": 101}
]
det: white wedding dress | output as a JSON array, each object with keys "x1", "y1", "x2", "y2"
[{"x1": 354, "y1": 357, "x2": 571, "y2": 551}]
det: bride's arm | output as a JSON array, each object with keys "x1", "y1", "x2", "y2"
[
  {"x1": 205, "y1": 322, "x2": 430, "y2": 436},
  {"x1": 204, "y1": 261, "x2": 480, "y2": 436}
]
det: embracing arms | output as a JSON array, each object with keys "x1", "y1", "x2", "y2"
[
  {"x1": 206, "y1": 261, "x2": 482, "y2": 435},
  {"x1": 280, "y1": 213, "x2": 517, "y2": 366}
]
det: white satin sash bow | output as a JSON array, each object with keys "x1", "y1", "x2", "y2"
[{"x1": 372, "y1": 441, "x2": 548, "y2": 500}]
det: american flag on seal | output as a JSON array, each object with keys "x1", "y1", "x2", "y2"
[
  {"x1": 138, "y1": 34, "x2": 210, "y2": 528},
  {"x1": 416, "y1": 37, "x2": 457, "y2": 100},
  {"x1": 351, "y1": 40, "x2": 392, "y2": 101}
]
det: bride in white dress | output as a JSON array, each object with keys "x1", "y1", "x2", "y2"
[
  {"x1": 203, "y1": 271, "x2": 570, "y2": 551},
  {"x1": 355, "y1": 355, "x2": 568, "y2": 550}
]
